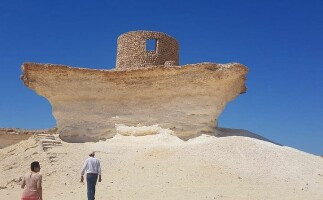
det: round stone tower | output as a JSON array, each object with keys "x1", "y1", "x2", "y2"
[{"x1": 116, "y1": 31, "x2": 179, "y2": 70}]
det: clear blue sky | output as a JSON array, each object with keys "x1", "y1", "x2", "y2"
[{"x1": 0, "y1": 0, "x2": 322, "y2": 155}]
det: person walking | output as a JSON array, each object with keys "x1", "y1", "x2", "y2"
[
  {"x1": 81, "y1": 152, "x2": 102, "y2": 200},
  {"x1": 21, "y1": 161, "x2": 43, "y2": 200}
]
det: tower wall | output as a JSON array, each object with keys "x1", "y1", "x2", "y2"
[{"x1": 116, "y1": 31, "x2": 179, "y2": 70}]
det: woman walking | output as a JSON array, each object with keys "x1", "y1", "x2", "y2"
[{"x1": 21, "y1": 161, "x2": 43, "y2": 200}]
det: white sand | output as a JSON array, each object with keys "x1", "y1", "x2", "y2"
[{"x1": 0, "y1": 127, "x2": 322, "y2": 200}]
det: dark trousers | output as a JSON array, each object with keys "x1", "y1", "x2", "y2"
[{"x1": 86, "y1": 173, "x2": 98, "y2": 200}]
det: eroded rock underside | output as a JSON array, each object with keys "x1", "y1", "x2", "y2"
[{"x1": 21, "y1": 62, "x2": 248, "y2": 142}]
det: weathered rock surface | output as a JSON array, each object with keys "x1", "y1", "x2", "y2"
[{"x1": 21, "y1": 62, "x2": 248, "y2": 142}]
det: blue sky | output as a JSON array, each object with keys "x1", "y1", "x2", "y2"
[{"x1": 0, "y1": 0, "x2": 322, "y2": 155}]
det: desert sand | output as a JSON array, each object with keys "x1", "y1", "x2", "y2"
[
  {"x1": 0, "y1": 134, "x2": 31, "y2": 149},
  {"x1": 0, "y1": 126, "x2": 322, "y2": 200},
  {"x1": 0, "y1": 128, "x2": 56, "y2": 148}
]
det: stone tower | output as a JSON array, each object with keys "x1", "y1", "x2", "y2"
[{"x1": 116, "y1": 31, "x2": 179, "y2": 70}]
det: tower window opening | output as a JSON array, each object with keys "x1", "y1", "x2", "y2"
[{"x1": 146, "y1": 39, "x2": 157, "y2": 52}]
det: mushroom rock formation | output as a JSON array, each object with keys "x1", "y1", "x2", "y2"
[{"x1": 21, "y1": 31, "x2": 248, "y2": 142}]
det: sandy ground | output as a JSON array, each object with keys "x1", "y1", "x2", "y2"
[
  {"x1": 0, "y1": 134, "x2": 31, "y2": 148},
  {"x1": 0, "y1": 130, "x2": 322, "y2": 200}
]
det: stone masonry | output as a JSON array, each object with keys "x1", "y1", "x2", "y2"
[{"x1": 116, "y1": 31, "x2": 179, "y2": 70}]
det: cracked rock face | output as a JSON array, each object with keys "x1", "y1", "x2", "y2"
[{"x1": 21, "y1": 62, "x2": 248, "y2": 142}]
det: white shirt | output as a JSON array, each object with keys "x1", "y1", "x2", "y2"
[{"x1": 81, "y1": 157, "x2": 102, "y2": 175}]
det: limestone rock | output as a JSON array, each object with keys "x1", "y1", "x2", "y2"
[{"x1": 21, "y1": 62, "x2": 248, "y2": 142}]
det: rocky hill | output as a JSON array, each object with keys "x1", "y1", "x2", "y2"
[{"x1": 0, "y1": 127, "x2": 322, "y2": 200}]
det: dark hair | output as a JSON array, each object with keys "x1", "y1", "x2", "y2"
[
  {"x1": 89, "y1": 152, "x2": 95, "y2": 157},
  {"x1": 30, "y1": 161, "x2": 40, "y2": 172}
]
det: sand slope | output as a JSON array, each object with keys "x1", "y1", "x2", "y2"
[{"x1": 0, "y1": 128, "x2": 322, "y2": 200}]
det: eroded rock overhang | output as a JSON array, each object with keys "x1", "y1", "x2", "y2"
[{"x1": 21, "y1": 62, "x2": 248, "y2": 142}]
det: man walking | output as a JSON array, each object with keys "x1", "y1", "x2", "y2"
[{"x1": 81, "y1": 152, "x2": 102, "y2": 200}]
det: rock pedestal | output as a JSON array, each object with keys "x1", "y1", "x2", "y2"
[{"x1": 21, "y1": 62, "x2": 248, "y2": 142}]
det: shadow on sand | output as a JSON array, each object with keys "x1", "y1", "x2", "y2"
[{"x1": 213, "y1": 127, "x2": 281, "y2": 146}]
